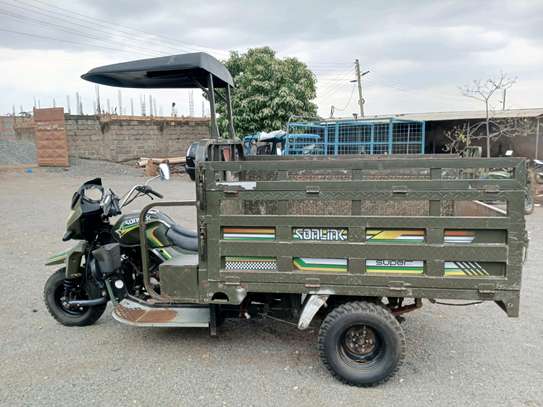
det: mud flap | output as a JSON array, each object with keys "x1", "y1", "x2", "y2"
[
  {"x1": 46, "y1": 241, "x2": 87, "y2": 278},
  {"x1": 297, "y1": 294, "x2": 329, "y2": 330}
]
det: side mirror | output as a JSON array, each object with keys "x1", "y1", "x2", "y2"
[{"x1": 158, "y1": 163, "x2": 170, "y2": 181}]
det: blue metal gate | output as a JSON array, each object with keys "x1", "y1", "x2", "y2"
[{"x1": 286, "y1": 118, "x2": 425, "y2": 156}]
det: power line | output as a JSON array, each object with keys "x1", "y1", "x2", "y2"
[
  {"x1": 0, "y1": 27, "x2": 155, "y2": 56},
  {"x1": 333, "y1": 84, "x2": 357, "y2": 111},
  {"x1": 12, "y1": 0, "x2": 228, "y2": 56},
  {"x1": 0, "y1": 1, "x2": 173, "y2": 56},
  {"x1": 316, "y1": 69, "x2": 356, "y2": 98},
  {"x1": 0, "y1": 8, "x2": 162, "y2": 57},
  {"x1": 318, "y1": 80, "x2": 353, "y2": 101}
]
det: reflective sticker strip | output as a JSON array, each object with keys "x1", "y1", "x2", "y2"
[
  {"x1": 444, "y1": 230, "x2": 475, "y2": 244},
  {"x1": 293, "y1": 258, "x2": 347, "y2": 272},
  {"x1": 224, "y1": 256, "x2": 277, "y2": 271},
  {"x1": 366, "y1": 229, "x2": 425, "y2": 244},
  {"x1": 444, "y1": 261, "x2": 489, "y2": 276},
  {"x1": 366, "y1": 260, "x2": 424, "y2": 274},
  {"x1": 223, "y1": 227, "x2": 275, "y2": 241}
]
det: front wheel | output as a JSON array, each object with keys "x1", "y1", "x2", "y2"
[
  {"x1": 318, "y1": 301, "x2": 405, "y2": 387},
  {"x1": 44, "y1": 268, "x2": 106, "y2": 326}
]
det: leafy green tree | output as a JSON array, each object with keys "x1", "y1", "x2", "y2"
[{"x1": 216, "y1": 47, "x2": 317, "y2": 137}]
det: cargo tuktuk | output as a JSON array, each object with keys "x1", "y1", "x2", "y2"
[{"x1": 44, "y1": 53, "x2": 528, "y2": 387}]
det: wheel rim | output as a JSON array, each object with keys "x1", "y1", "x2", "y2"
[
  {"x1": 54, "y1": 283, "x2": 88, "y2": 316},
  {"x1": 339, "y1": 324, "x2": 385, "y2": 365}
]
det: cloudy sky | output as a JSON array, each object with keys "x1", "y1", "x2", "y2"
[{"x1": 1, "y1": 0, "x2": 542, "y2": 118}]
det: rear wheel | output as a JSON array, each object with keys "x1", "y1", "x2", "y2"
[
  {"x1": 44, "y1": 269, "x2": 106, "y2": 326},
  {"x1": 318, "y1": 301, "x2": 405, "y2": 387}
]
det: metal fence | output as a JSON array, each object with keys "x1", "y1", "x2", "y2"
[{"x1": 285, "y1": 118, "x2": 425, "y2": 156}]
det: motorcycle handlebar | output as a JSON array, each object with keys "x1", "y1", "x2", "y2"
[
  {"x1": 136, "y1": 185, "x2": 163, "y2": 199},
  {"x1": 147, "y1": 189, "x2": 163, "y2": 199}
]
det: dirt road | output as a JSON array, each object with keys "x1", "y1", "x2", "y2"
[{"x1": 1, "y1": 167, "x2": 542, "y2": 406}]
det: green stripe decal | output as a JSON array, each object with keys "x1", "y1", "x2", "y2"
[
  {"x1": 366, "y1": 260, "x2": 424, "y2": 274},
  {"x1": 293, "y1": 258, "x2": 347, "y2": 272}
]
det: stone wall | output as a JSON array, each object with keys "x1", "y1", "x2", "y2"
[{"x1": 65, "y1": 115, "x2": 210, "y2": 162}]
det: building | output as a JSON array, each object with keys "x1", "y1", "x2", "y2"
[{"x1": 335, "y1": 108, "x2": 543, "y2": 158}]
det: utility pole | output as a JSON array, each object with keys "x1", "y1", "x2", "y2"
[
  {"x1": 95, "y1": 85, "x2": 101, "y2": 114},
  {"x1": 118, "y1": 90, "x2": 123, "y2": 115},
  {"x1": 536, "y1": 119, "x2": 540, "y2": 160},
  {"x1": 353, "y1": 59, "x2": 369, "y2": 117},
  {"x1": 76, "y1": 92, "x2": 81, "y2": 115},
  {"x1": 502, "y1": 89, "x2": 506, "y2": 110},
  {"x1": 189, "y1": 90, "x2": 194, "y2": 116},
  {"x1": 141, "y1": 95, "x2": 146, "y2": 116},
  {"x1": 66, "y1": 95, "x2": 71, "y2": 114}
]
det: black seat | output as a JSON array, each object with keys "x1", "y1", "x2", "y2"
[{"x1": 166, "y1": 224, "x2": 198, "y2": 251}]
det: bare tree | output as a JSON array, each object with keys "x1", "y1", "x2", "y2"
[
  {"x1": 443, "y1": 123, "x2": 472, "y2": 154},
  {"x1": 459, "y1": 73, "x2": 516, "y2": 157}
]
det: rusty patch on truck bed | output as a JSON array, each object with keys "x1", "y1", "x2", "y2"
[{"x1": 114, "y1": 304, "x2": 176, "y2": 323}]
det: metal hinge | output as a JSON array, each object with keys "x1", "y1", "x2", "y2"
[
  {"x1": 478, "y1": 283, "x2": 496, "y2": 298},
  {"x1": 223, "y1": 188, "x2": 240, "y2": 196},
  {"x1": 304, "y1": 278, "x2": 321, "y2": 289},
  {"x1": 306, "y1": 186, "x2": 320, "y2": 194},
  {"x1": 198, "y1": 219, "x2": 207, "y2": 240},
  {"x1": 392, "y1": 186, "x2": 408, "y2": 194},
  {"x1": 483, "y1": 185, "x2": 500, "y2": 193},
  {"x1": 198, "y1": 219, "x2": 207, "y2": 259},
  {"x1": 387, "y1": 281, "x2": 411, "y2": 292},
  {"x1": 223, "y1": 276, "x2": 240, "y2": 286}
]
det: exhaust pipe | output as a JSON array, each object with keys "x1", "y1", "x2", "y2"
[{"x1": 67, "y1": 297, "x2": 107, "y2": 307}]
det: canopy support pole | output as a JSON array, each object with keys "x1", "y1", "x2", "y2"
[
  {"x1": 208, "y1": 72, "x2": 220, "y2": 139},
  {"x1": 226, "y1": 85, "x2": 235, "y2": 139}
]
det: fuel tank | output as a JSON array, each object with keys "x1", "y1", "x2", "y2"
[{"x1": 113, "y1": 210, "x2": 175, "y2": 247}]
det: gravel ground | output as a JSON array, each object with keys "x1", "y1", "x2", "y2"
[
  {"x1": 0, "y1": 167, "x2": 542, "y2": 407},
  {"x1": 43, "y1": 158, "x2": 143, "y2": 177}
]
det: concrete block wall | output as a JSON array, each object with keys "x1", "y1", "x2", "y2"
[
  {"x1": 13, "y1": 117, "x2": 35, "y2": 143},
  {"x1": 65, "y1": 115, "x2": 106, "y2": 160},
  {"x1": 65, "y1": 115, "x2": 210, "y2": 162},
  {"x1": 0, "y1": 116, "x2": 16, "y2": 141}
]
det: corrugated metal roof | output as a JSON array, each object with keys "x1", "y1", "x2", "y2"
[{"x1": 333, "y1": 108, "x2": 543, "y2": 122}]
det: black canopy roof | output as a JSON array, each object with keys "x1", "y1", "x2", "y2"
[{"x1": 81, "y1": 52, "x2": 233, "y2": 89}]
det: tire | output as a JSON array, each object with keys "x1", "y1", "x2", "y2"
[
  {"x1": 318, "y1": 301, "x2": 405, "y2": 387},
  {"x1": 44, "y1": 269, "x2": 106, "y2": 327}
]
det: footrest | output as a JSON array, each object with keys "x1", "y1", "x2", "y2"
[{"x1": 113, "y1": 298, "x2": 209, "y2": 328}]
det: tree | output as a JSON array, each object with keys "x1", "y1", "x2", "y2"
[
  {"x1": 443, "y1": 123, "x2": 473, "y2": 155},
  {"x1": 216, "y1": 47, "x2": 317, "y2": 137},
  {"x1": 459, "y1": 73, "x2": 518, "y2": 157}
]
